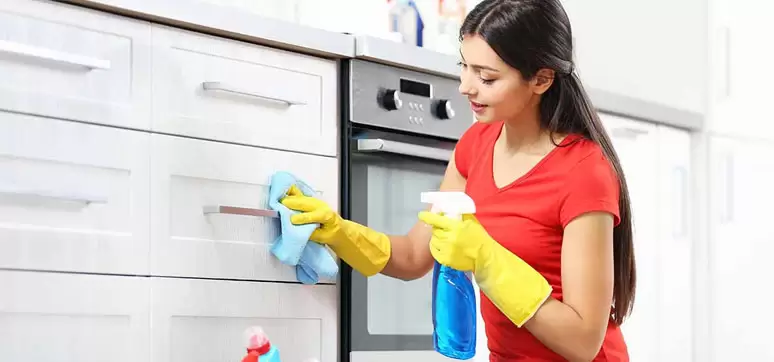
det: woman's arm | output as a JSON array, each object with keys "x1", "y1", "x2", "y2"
[
  {"x1": 523, "y1": 211, "x2": 616, "y2": 361},
  {"x1": 380, "y1": 150, "x2": 467, "y2": 281}
]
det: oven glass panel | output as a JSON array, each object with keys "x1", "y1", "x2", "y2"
[{"x1": 350, "y1": 151, "x2": 446, "y2": 352}]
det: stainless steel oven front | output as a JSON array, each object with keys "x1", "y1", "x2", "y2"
[{"x1": 339, "y1": 59, "x2": 474, "y2": 362}]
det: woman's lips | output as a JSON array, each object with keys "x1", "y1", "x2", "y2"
[{"x1": 470, "y1": 101, "x2": 487, "y2": 113}]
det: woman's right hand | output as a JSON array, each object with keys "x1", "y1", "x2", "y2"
[{"x1": 280, "y1": 185, "x2": 392, "y2": 277}]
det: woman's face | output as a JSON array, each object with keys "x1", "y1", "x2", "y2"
[{"x1": 458, "y1": 34, "x2": 549, "y2": 123}]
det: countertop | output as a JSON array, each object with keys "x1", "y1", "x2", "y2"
[{"x1": 55, "y1": 0, "x2": 703, "y2": 130}]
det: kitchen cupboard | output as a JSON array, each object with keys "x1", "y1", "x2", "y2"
[
  {"x1": 708, "y1": 135, "x2": 774, "y2": 361},
  {"x1": 0, "y1": 1, "x2": 342, "y2": 361},
  {"x1": 600, "y1": 113, "x2": 693, "y2": 362},
  {"x1": 709, "y1": 0, "x2": 774, "y2": 140},
  {"x1": 563, "y1": 0, "x2": 707, "y2": 115}
]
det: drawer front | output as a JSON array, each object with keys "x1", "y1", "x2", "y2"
[
  {"x1": 0, "y1": 270, "x2": 150, "y2": 362},
  {"x1": 0, "y1": 0, "x2": 152, "y2": 130},
  {"x1": 151, "y1": 25, "x2": 338, "y2": 156},
  {"x1": 150, "y1": 133, "x2": 338, "y2": 282},
  {"x1": 0, "y1": 113, "x2": 150, "y2": 275},
  {"x1": 151, "y1": 277, "x2": 338, "y2": 362}
]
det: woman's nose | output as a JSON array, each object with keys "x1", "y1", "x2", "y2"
[{"x1": 458, "y1": 76, "x2": 474, "y2": 96}]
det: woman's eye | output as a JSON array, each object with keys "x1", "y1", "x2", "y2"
[{"x1": 480, "y1": 78, "x2": 495, "y2": 85}]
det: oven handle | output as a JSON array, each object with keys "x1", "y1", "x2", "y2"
[{"x1": 356, "y1": 139, "x2": 453, "y2": 162}]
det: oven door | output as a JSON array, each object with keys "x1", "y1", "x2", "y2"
[{"x1": 345, "y1": 130, "x2": 463, "y2": 362}]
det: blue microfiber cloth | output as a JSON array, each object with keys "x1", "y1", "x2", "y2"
[{"x1": 267, "y1": 171, "x2": 338, "y2": 284}]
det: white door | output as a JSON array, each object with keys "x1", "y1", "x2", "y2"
[
  {"x1": 150, "y1": 277, "x2": 338, "y2": 362},
  {"x1": 709, "y1": 136, "x2": 774, "y2": 360},
  {"x1": 655, "y1": 125, "x2": 693, "y2": 361},
  {"x1": 0, "y1": 270, "x2": 150, "y2": 362},
  {"x1": 600, "y1": 113, "x2": 660, "y2": 362}
]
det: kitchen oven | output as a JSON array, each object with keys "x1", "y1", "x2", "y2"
[{"x1": 339, "y1": 58, "x2": 475, "y2": 362}]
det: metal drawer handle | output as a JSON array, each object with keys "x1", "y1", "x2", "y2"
[
  {"x1": 202, "y1": 82, "x2": 306, "y2": 106},
  {"x1": 203, "y1": 205, "x2": 279, "y2": 218},
  {"x1": 356, "y1": 139, "x2": 453, "y2": 162},
  {"x1": 0, "y1": 188, "x2": 107, "y2": 205},
  {"x1": 0, "y1": 39, "x2": 111, "y2": 70}
]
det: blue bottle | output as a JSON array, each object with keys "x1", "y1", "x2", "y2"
[
  {"x1": 422, "y1": 192, "x2": 478, "y2": 360},
  {"x1": 432, "y1": 261, "x2": 477, "y2": 359}
]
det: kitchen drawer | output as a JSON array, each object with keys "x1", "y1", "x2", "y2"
[
  {"x1": 0, "y1": 0, "x2": 152, "y2": 130},
  {"x1": 0, "y1": 112, "x2": 150, "y2": 275},
  {"x1": 0, "y1": 270, "x2": 150, "y2": 362},
  {"x1": 151, "y1": 25, "x2": 338, "y2": 156},
  {"x1": 151, "y1": 277, "x2": 338, "y2": 362},
  {"x1": 149, "y1": 133, "x2": 338, "y2": 282}
]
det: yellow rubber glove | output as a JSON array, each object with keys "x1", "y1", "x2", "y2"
[
  {"x1": 281, "y1": 185, "x2": 391, "y2": 277},
  {"x1": 418, "y1": 211, "x2": 552, "y2": 327}
]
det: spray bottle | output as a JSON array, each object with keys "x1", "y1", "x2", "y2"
[
  {"x1": 421, "y1": 191, "x2": 477, "y2": 360},
  {"x1": 241, "y1": 326, "x2": 281, "y2": 362}
]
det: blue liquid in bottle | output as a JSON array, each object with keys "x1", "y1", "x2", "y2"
[{"x1": 432, "y1": 260, "x2": 477, "y2": 359}]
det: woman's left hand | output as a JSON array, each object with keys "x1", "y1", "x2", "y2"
[
  {"x1": 417, "y1": 211, "x2": 493, "y2": 272},
  {"x1": 419, "y1": 210, "x2": 553, "y2": 328}
]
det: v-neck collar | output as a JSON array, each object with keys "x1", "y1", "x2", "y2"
[{"x1": 486, "y1": 125, "x2": 580, "y2": 193}]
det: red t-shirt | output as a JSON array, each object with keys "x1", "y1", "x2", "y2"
[{"x1": 454, "y1": 121, "x2": 629, "y2": 361}]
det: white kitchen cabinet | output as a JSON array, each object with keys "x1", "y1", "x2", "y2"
[
  {"x1": 0, "y1": 0, "x2": 152, "y2": 130},
  {"x1": 601, "y1": 113, "x2": 661, "y2": 362},
  {"x1": 655, "y1": 125, "x2": 693, "y2": 362},
  {"x1": 709, "y1": 135, "x2": 774, "y2": 361},
  {"x1": 563, "y1": 0, "x2": 707, "y2": 115},
  {"x1": 600, "y1": 114, "x2": 695, "y2": 362},
  {"x1": 0, "y1": 112, "x2": 151, "y2": 275},
  {"x1": 150, "y1": 277, "x2": 338, "y2": 362},
  {"x1": 151, "y1": 24, "x2": 338, "y2": 157},
  {"x1": 708, "y1": 0, "x2": 774, "y2": 139},
  {"x1": 0, "y1": 270, "x2": 150, "y2": 362},
  {"x1": 149, "y1": 133, "x2": 339, "y2": 283}
]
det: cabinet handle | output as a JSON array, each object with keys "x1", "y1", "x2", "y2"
[
  {"x1": 672, "y1": 166, "x2": 689, "y2": 238},
  {"x1": 719, "y1": 26, "x2": 732, "y2": 100},
  {"x1": 0, "y1": 39, "x2": 111, "y2": 70},
  {"x1": 202, "y1": 82, "x2": 306, "y2": 106},
  {"x1": 203, "y1": 205, "x2": 279, "y2": 218},
  {"x1": 720, "y1": 152, "x2": 735, "y2": 223},
  {"x1": 0, "y1": 187, "x2": 107, "y2": 206}
]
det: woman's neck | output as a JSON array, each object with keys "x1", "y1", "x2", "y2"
[{"x1": 500, "y1": 107, "x2": 549, "y2": 155}]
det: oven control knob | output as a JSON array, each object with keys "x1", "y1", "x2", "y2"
[
  {"x1": 379, "y1": 89, "x2": 403, "y2": 111},
  {"x1": 433, "y1": 99, "x2": 455, "y2": 119}
]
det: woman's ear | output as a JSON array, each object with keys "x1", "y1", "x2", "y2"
[{"x1": 531, "y1": 68, "x2": 555, "y2": 95}]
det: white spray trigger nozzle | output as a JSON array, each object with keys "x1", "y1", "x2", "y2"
[{"x1": 420, "y1": 191, "x2": 476, "y2": 220}]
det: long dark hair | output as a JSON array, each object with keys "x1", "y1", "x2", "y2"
[{"x1": 461, "y1": 0, "x2": 636, "y2": 325}]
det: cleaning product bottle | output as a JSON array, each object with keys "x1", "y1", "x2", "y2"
[
  {"x1": 421, "y1": 191, "x2": 477, "y2": 360},
  {"x1": 388, "y1": 0, "x2": 425, "y2": 47},
  {"x1": 241, "y1": 326, "x2": 281, "y2": 362}
]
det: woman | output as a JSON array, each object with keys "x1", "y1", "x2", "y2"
[{"x1": 281, "y1": 0, "x2": 635, "y2": 360}]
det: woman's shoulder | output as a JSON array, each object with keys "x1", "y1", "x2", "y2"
[
  {"x1": 454, "y1": 121, "x2": 502, "y2": 178},
  {"x1": 461, "y1": 120, "x2": 502, "y2": 140}
]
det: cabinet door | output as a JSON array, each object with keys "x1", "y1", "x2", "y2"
[
  {"x1": 0, "y1": 0, "x2": 152, "y2": 130},
  {"x1": 0, "y1": 271, "x2": 150, "y2": 362},
  {"x1": 655, "y1": 125, "x2": 693, "y2": 362},
  {"x1": 600, "y1": 113, "x2": 660, "y2": 362},
  {"x1": 150, "y1": 133, "x2": 338, "y2": 283},
  {"x1": 150, "y1": 277, "x2": 338, "y2": 362},
  {"x1": 0, "y1": 112, "x2": 150, "y2": 275},
  {"x1": 709, "y1": 0, "x2": 774, "y2": 139},
  {"x1": 563, "y1": 0, "x2": 706, "y2": 114},
  {"x1": 709, "y1": 136, "x2": 774, "y2": 360}
]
